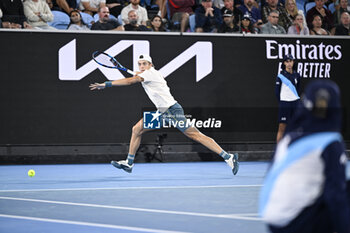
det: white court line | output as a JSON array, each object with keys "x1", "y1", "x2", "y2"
[
  {"x1": 0, "y1": 184, "x2": 262, "y2": 193},
  {"x1": 0, "y1": 214, "x2": 188, "y2": 233},
  {"x1": 230, "y1": 213, "x2": 258, "y2": 216},
  {"x1": 218, "y1": 213, "x2": 261, "y2": 221},
  {"x1": 0, "y1": 196, "x2": 262, "y2": 221}
]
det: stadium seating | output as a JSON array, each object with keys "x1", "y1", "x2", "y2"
[
  {"x1": 80, "y1": 12, "x2": 94, "y2": 27},
  {"x1": 117, "y1": 15, "x2": 123, "y2": 25},
  {"x1": 48, "y1": 10, "x2": 70, "y2": 29},
  {"x1": 296, "y1": 1, "x2": 305, "y2": 14},
  {"x1": 305, "y1": 2, "x2": 316, "y2": 13}
]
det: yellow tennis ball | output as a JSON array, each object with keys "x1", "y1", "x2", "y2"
[{"x1": 28, "y1": 169, "x2": 35, "y2": 177}]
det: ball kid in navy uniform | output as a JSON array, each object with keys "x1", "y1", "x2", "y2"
[{"x1": 275, "y1": 54, "x2": 301, "y2": 142}]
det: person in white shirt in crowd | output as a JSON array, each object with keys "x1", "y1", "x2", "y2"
[
  {"x1": 80, "y1": 0, "x2": 106, "y2": 16},
  {"x1": 121, "y1": 0, "x2": 148, "y2": 25},
  {"x1": 23, "y1": 0, "x2": 55, "y2": 30}
]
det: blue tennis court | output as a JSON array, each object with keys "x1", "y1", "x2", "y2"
[{"x1": 0, "y1": 162, "x2": 268, "y2": 233}]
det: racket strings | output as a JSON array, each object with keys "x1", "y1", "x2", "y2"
[
  {"x1": 95, "y1": 53, "x2": 117, "y2": 68},
  {"x1": 92, "y1": 51, "x2": 132, "y2": 74}
]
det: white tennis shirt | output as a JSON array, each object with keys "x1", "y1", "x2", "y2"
[{"x1": 139, "y1": 67, "x2": 177, "y2": 112}]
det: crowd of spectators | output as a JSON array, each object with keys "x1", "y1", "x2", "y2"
[{"x1": 0, "y1": 0, "x2": 349, "y2": 35}]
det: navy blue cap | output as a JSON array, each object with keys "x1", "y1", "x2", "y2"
[{"x1": 283, "y1": 54, "x2": 294, "y2": 62}]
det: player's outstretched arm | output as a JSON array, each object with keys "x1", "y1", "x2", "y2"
[{"x1": 89, "y1": 75, "x2": 144, "y2": 91}]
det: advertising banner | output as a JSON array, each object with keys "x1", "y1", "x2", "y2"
[{"x1": 0, "y1": 31, "x2": 348, "y2": 144}]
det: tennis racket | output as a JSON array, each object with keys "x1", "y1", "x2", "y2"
[{"x1": 92, "y1": 51, "x2": 136, "y2": 75}]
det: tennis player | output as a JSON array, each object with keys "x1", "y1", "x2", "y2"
[{"x1": 89, "y1": 54, "x2": 239, "y2": 175}]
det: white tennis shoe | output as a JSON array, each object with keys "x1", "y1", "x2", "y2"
[
  {"x1": 225, "y1": 153, "x2": 239, "y2": 175},
  {"x1": 111, "y1": 160, "x2": 134, "y2": 173}
]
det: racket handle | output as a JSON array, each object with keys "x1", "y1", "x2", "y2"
[{"x1": 127, "y1": 69, "x2": 136, "y2": 76}]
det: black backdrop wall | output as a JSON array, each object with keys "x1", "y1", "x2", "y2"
[{"x1": 0, "y1": 31, "x2": 349, "y2": 145}]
